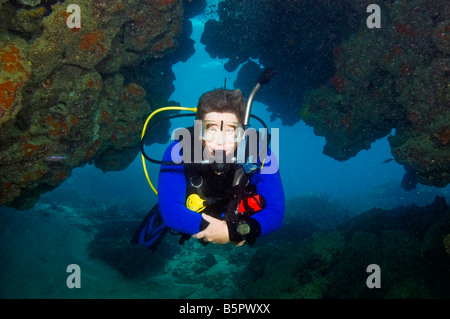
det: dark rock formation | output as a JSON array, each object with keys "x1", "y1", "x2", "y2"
[
  {"x1": 87, "y1": 203, "x2": 177, "y2": 279},
  {"x1": 200, "y1": 0, "x2": 449, "y2": 189},
  {"x1": 201, "y1": 0, "x2": 360, "y2": 126},
  {"x1": 0, "y1": 0, "x2": 206, "y2": 208},
  {"x1": 239, "y1": 196, "x2": 450, "y2": 298},
  {"x1": 89, "y1": 218, "x2": 167, "y2": 279},
  {"x1": 303, "y1": 1, "x2": 450, "y2": 189}
]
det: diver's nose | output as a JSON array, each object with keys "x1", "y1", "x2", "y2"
[{"x1": 214, "y1": 132, "x2": 225, "y2": 145}]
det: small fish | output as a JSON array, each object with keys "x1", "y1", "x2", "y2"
[
  {"x1": 382, "y1": 158, "x2": 394, "y2": 164},
  {"x1": 45, "y1": 155, "x2": 69, "y2": 162}
]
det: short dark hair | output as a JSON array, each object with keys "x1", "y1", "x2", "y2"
[{"x1": 196, "y1": 89, "x2": 245, "y2": 123}]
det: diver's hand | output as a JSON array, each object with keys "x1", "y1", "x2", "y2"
[
  {"x1": 193, "y1": 214, "x2": 246, "y2": 246},
  {"x1": 193, "y1": 214, "x2": 230, "y2": 245},
  {"x1": 231, "y1": 239, "x2": 246, "y2": 247}
]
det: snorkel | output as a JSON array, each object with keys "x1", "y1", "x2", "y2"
[
  {"x1": 237, "y1": 68, "x2": 277, "y2": 170},
  {"x1": 243, "y1": 68, "x2": 277, "y2": 127}
]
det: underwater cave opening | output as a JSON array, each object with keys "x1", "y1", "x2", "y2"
[{"x1": 32, "y1": 0, "x2": 450, "y2": 217}]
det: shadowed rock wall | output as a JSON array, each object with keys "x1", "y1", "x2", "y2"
[
  {"x1": 0, "y1": 0, "x2": 206, "y2": 208},
  {"x1": 240, "y1": 196, "x2": 450, "y2": 298},
  {"x1": 302, "y1": 0, "x2": 449, "y2": 189},
  {"x1": 201, "y1": 0, "x2": 449, "y2": 189}
]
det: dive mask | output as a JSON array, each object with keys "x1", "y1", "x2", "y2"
[{"x1": 201, "y1": 120, "x2": 244, "y2": 143}]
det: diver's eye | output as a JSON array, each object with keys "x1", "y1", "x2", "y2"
[
  {"x1": 206, "y1": 126, "x2": 218, "y2": 134},
  {"x1": 224, "y1": 127, "x2": 235, "y2": 135}
]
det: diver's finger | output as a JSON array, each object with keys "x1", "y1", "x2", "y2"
[
  {"x1": 232, "y1": 240, "x2": 246, "y2": 247},
  {"x1": 236, "y1": 240, "x2": 246, "y2": 247},
  {"x1": 201, "y1": 213, "x2": 216, "y2": 223},
  {"x1": 193, "y1": 231, "x2": 205, "y2": 239}
]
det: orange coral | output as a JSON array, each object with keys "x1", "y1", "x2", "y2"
[
  {"x1": 85, "y1": 139, "x2": 101, "y2": 161},
  {"x1": 152, "y1": 0, "x2": 177, "y2": 9},
  {"x1": 400, "y1": 63, "x2": 411, "y2": 75},
  {"x1": 0, "y1": 180, "x2": 18, "y2": 206},
  {"x1": 52, "y1": 170, "x2": 68, "y2": 182},
  {"x1": 153, "y1": 37, "x2": 175, "y2": 53},
  {"x1": 2, "y1": 181, "x2": 13, "y2": 192},
  {"x1": 87, "y1": 79, "x2": 95, "y2": 88},
  {"x1": 70, "y1": 116, "x2": 80, "y2": 125},
  {"x1": 23, "y1": 143, "x2": 40, "y2": 158},
  {"x1": 126, "y1": 83, "x2": 145, "y2": 96},
  {"x1": 391, "y1": 46, "x2": 403, "y2": 56},
  {"x1": 100, "y1": 110, "x2": 113, "y2": 122},
  {"x1": 79, "y1": 30, "x2": 106, "y2": 57},
  {"x1": 0, "y1": 43, "x2": 30, "y2": 114},
  {"x1": 437, "y1": 128, "x2": 450, "y2": 146},
  {"x1": 395, "y1": 23, "x2": 414, "y2": 39},
  {"x1": 0, "y1": 43, "x2": 25, "y2": 73},
  {"x1": 22, "y1": 169, "x2": 47, "y2": 185},
  {"x1": 0, "y1": 81, "x2": 20, "y2": 112},
  {"x1": 86, "y1": 77, "x2": 102, "y2": 89},
  {"x1": 330, "y1": 74, "x2": 345, "y2": 93},
  {"x1": 333, "y1": 46, "x2": 345, "y2": 65},
  {"x1": 61, "y1": 10, "x2": 71, "y2": 24},
  {"x1": 407, "y1": 111, "x2": 420, "y2": 124},
  {"x1": 46, "y1": 116, "x2": 70, "y2": 136}
]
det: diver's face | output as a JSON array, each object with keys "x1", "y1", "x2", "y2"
[{"x1": 201, "y1": 112, "x2": 241, "y2": 158}]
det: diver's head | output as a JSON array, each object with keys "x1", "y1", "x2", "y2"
[
  {"x1": 196, "y1": 88, "x2": 245, "y2": 123},
  {"x1": 196, "y1": 89, "x2": 245, "y2": 160}
]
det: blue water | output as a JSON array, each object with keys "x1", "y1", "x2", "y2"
[{"x1": 1, "y1": 1, "x2": 449, "y2": 299}]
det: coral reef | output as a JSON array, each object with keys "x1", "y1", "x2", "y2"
[
  {"x1": 0, "y1": 0, "x2": 206, "y2": 208},
  {"x1": 263, "y1": 193, "x2": 351, "y2": 245},
  {"x1": 88, "y1": 202, "x2": 253, "y2": 292},
  {"x1": 201, "y1": 0, "x2": 450, "y2": 189},
  {"x1": 239, "y1": 196, "x2": 450, "y2": 298},
  {"x1": 17, "y1": 0, "x2": 41, "y2": 6},
  {"x1": 202, "y1": 0, "x2": 360, "y2": 126},
  {"x1": 303, "y1": 0, "x2": 450, "y2": 189}
]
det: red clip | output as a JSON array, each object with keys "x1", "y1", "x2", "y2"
[{"x1": 238, "y1": 195, "x2": 265, "y2": 214}]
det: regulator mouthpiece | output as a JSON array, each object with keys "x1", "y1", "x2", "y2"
[{"x1": 210, "y1": 150, "x2": 234, "y2": 173}]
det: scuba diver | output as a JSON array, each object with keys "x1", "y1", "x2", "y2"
[{"x1": 131, "y1": 69, "x2": 285, "y2": 249}]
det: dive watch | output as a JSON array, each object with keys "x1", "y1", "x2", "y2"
[
  {"x1": 237, "y1": 221, "x2": 251, "y2": 236},
  {"x1": 227, "y1": 217, "x2": 261, "y2": 245}
]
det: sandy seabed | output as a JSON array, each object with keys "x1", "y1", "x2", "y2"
[{"x1": 0, "y1": 202, "x2": 251, "y2": 299}]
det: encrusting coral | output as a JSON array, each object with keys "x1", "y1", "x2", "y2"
[
  {"x1": 200, "y1": 0, "x2": 450, "y2": 189},
  {"x1": 0, "y1": 0, "x2": 205, "y2": 208},
  {"x1": 240, "y1": 196, "x2": 450, "y2": 299}
]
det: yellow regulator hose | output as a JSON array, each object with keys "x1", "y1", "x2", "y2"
[{"x1": 141, "y1": 106, "x2": 197, "y2": 195}]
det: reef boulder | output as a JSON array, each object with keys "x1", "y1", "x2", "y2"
[
  {"x1": 301, "y1": 0, "x2": 450, "y2": 188},
  {"x1": 0, "y1": 0, "x2": 202, "y2": 208},
  {"x1": 240, "y1": 196, "x2": 450, "y2": 298}
]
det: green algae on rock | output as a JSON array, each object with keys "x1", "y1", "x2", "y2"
[
  {"x1": 200, "y1": 0, "x2": 449, "y2": 189},
  {"x1": 240, "y1": 196, "x2": 450, "y2": 299},
  {"x1": 0, "y1": 0, "x2": 200, "y2": 208}
]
